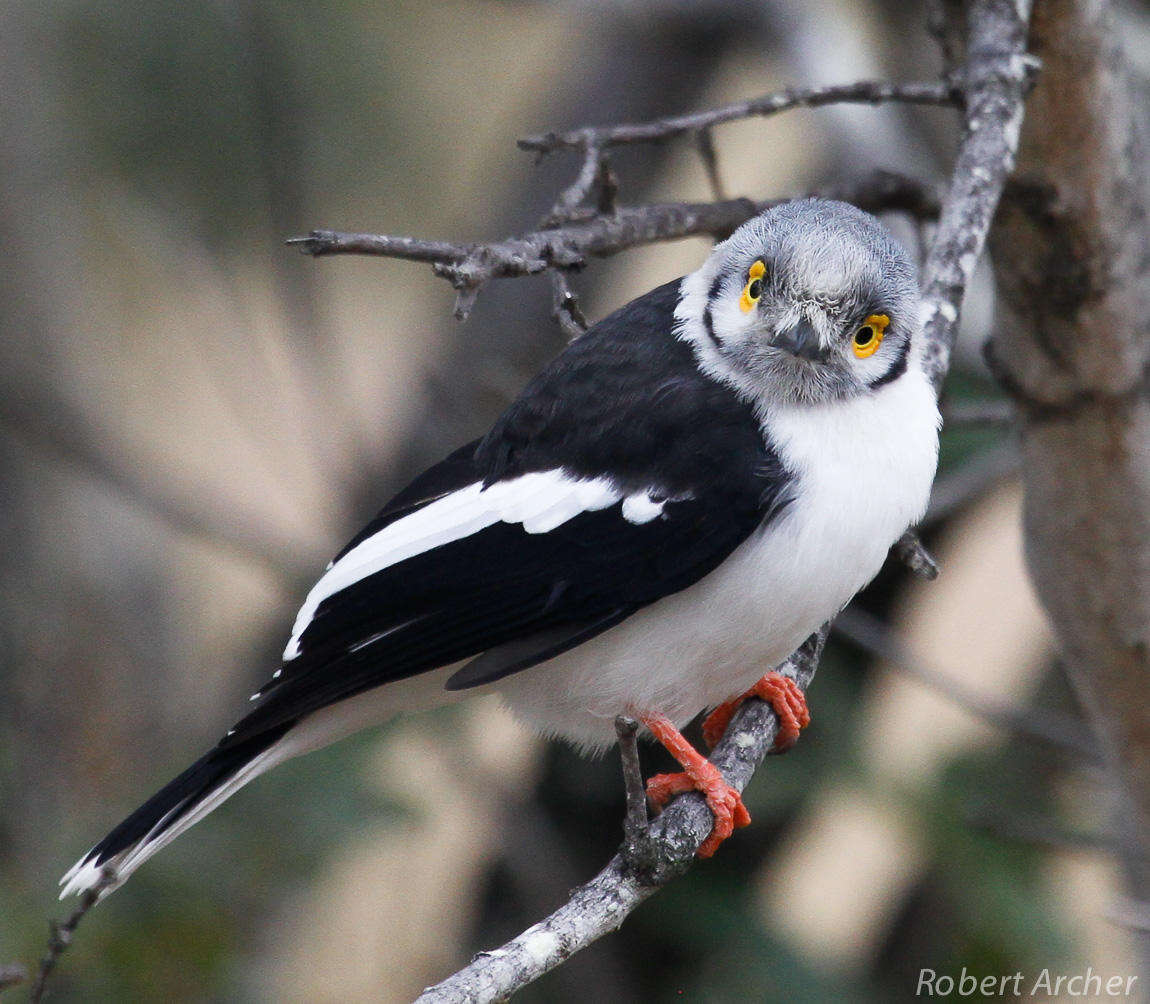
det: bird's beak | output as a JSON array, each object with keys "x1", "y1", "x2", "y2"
[{"x1": 769, "y1": 318, "x2": 827, "y2": 362}]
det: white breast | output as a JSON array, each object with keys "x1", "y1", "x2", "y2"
[{"x1": 498, "y1": 368, "x2": 940, "y2": 751}]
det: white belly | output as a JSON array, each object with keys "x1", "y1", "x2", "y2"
[{"x1": 497, "y1": 368, "x2": 940, "y2": 750}]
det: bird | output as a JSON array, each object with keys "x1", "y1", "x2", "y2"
[{"x1": 60, "y1": 197, "x2": 940, "y2": 900}]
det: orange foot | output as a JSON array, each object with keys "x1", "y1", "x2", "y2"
[
  {"x1": 641, "y1": 713, "x2": 751, "y2": 858},
  {"x1": 702, "y1": 671, "x2": 811, "y2": 752}
]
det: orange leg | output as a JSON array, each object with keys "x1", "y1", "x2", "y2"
[
  {"x1": 702, "y1": 671, "x2": 810, "y2": 752},
  {"x1": 642, "y1": 713, "x2": 751, "y2": 858}
]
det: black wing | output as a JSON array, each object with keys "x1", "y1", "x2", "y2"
[{"x1": 224, "y1": 280, "x2": 793, "y2": 745}]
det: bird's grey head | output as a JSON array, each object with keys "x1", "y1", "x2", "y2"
[{"x1": 676, "y1": 198, "x2": 921, "y2": 407}]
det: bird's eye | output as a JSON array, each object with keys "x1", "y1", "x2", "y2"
[
  {"x1": 739, "y1": 260, "x2": 766, "y2": 313},
  {"x1": 853, "y1": 313, "x2": 890, "y2": 358}
]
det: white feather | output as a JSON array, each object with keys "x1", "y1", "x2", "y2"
[
  {"x1": 621, "y1": 492, "x2": 667, "y2": 524},
  {"x1": 60, "y1": 665, "x2": 471, "y2": 899},
  {"x1": 497, "y1": 364, "x2": 940, "y2": 750},
  {"x1": 284, "y1": 471, "x2": 622, "y2": 660}
]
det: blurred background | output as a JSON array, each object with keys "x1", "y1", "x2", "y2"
[{"x1": 1, "y1": 0, "x2": 1146, "y2": 1000}]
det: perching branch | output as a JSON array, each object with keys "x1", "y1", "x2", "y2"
[
  {"x1": 289, "y1": 171, "x2": 940, "y2": 320},
  {"x1": 414, "y1": 630, "x2": 828, "y2": 1004}
]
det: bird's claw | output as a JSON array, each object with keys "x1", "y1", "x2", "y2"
[
  {"x1": 646, "y1": 763, "x2": 750, "y2": 858},
  {"x1": 702, "y1": 670, "x2": 810, "y2": 752}
]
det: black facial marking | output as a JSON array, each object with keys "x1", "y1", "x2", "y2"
[
  {"x1": 702, "y1": 272, "x2": 724, "y2": 348},
  {"x1": 868, "y1": 335, "x2": 910, "y2": 389}
]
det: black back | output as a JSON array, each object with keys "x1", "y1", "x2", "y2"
[{"x1": 223, "y1": 279, "x2": 794, "y2": 743}]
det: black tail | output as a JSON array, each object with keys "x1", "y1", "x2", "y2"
[{"x1": 60, "y1": 723, "x2": 292, "y2": 899}]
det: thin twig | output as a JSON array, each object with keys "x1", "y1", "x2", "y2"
[
  {"x1": 30, "y1": 867, "x2": 117, "y2": 1003},
  {"x1": 917, "y1": 11, "x2": 1040, "y2": 391},
  {"x1": 518, "y1": 79, "x2": 962, "y2": 154},
  {"x1": 594, "y1": 154, "x2": 618, "y2": 217},
  {"x1": 924, "y1": 441, "x2": 1020, "y2": 524},
  {"x1": 695, "y1": 128, "x2": 726, "y2": 201},
  {"x1": 544, "y1": 143, "x2": 605, "y2": 226},
  {"x1": 549, "y1": 271, "x2": 589, "y2": 340},
  {"x1": 892, "y1": 530, "x2": 941, "y2": 580},
  {"x1": 614, "y1": 716, "x2": 648, "y2": 847},
  {"x1": 942, "y1": 398, "x2": 1014, "y2": 425},
  {"x1": 284, "y1": 231, "x2": 468, "y2": 262},
  {"x1": 835, "y1": 607, "x2": 1099, "y2": 762}
]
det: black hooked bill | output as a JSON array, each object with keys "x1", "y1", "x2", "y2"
[{"x1": 769, "y1": 318, "x2": 826, "y2": 362}]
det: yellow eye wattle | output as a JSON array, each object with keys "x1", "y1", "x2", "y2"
[
  {"x1": 853, "y1": 313, "x2": 890, "y2": 358},
  {"x1": 739, "y1": 259, "x2": 766, "y2": 313}
]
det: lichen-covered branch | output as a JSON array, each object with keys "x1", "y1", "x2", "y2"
[{"x1": 917, "y1": 0, "x2": 1038, "y2": 391}]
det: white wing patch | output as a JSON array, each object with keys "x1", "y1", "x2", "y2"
[
  {"x1": 621, "y1": 493, "x2": 666, "y2": 524},
  {"x1": 284, "y1": 471, "x2": 670, "y2": 661}
]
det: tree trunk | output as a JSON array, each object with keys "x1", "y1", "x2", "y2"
[{"x1": 988, "y1": 0, "x2": 1150, "y2": 927}]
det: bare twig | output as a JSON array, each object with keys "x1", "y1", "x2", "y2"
[
  {"x1": 941, "y1": 398, "x2": 1014, "y2": 426},
  {"x1": 924, "y1": 441, "x2": 1020, "y2": 524},
  {"x1": 29, "y1": 867, "x2": 117, "y2": 1003},
  {"x1": 518, "y1": 79, "x2": 961, "y2": 154},
  {"x1": 549, "y1": 271, "x2": 589, "y2": 340},
  {"x1": 544, "y1": 144, "x2": 606, "y2": 226},
  {"x1": 593, "y1": 155, "x2": 618, "y2": 217},
  {"x1": 414, "y1": 630, "x2": 827, "y2": 1004},
  {"x1": 614, "y1": 716, "x2": 648, "y2": 847},
  {"x1": 835, "y1": 607, "x2": 1099, "y2": 762},
  {"x1": 892, "y1": 530, "x2": 941, "y2": 580},
  {"x1": 291, "y1": 175, "x2": 938, "y2": 267},
  {"x1": 695, "y1": 127, "x2": 725, "y2": 201},
  {"x1": 289, "y1": 171, "x2": 939, "y2": 320}
]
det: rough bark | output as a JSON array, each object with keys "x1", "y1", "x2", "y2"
[{"x1": 986, "y1": 0, "x2": 1150, "y2": 919}]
